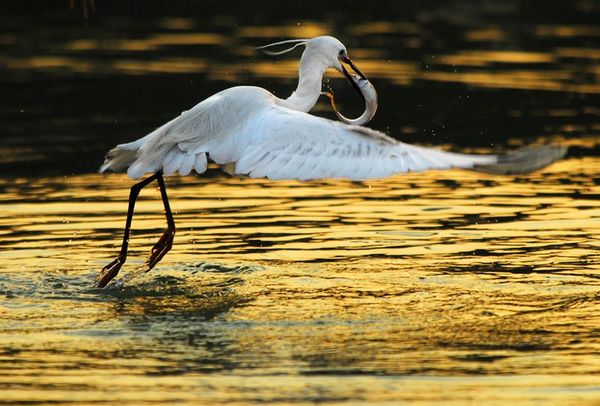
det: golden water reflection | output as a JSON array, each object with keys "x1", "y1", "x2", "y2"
[
  {"x1": 1, "y1": 158, "x2": 599, "y2": 403},
  {"x1": 3, "y1": 7, "x2": 600, "y2": 402},
  {"x1": 4, "y1": 22, "x2": 600, "y2": 94}
]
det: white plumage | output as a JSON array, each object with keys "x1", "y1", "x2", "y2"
[
  {"x1": 99, "y1": 36, "x2": 561, "y2": 181},
  {"x1": 94, "y1": 35, "x2": 566, "y2": 288}
]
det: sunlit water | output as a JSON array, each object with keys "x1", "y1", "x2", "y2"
[
  {"x1": 2, "y1": 1, "x2": 600, "y2": 404},
  {"x1": 2, "y1": 158, "x2": 600, "y2": 404}
]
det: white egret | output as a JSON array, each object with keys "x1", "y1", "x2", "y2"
[{"x1": 95, "y1": 35, "x2": 565, "y2": 288}]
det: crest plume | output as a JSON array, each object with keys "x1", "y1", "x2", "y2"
[{"x1": 255, "y1": 38, "x2": 308, "y2": 55}]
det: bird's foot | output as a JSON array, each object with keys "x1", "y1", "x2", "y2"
[
  {"x1": 95, "y1": 256, "x2": 125, "y2": 288},
  {"x1": 145, "y1": 227, "x2": 175, "y2": 271}
]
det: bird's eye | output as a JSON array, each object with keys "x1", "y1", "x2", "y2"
[{"x1": 338, "y1": 49, "x2": 345, "y2": 57}]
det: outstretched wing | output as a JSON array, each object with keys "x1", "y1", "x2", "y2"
[
  {"x1": 234, "y1": 106, "x2": 497, "y2": 181},
  {"x1": 100, "y1": 90, "x2": 247, "y2": 179},
  {"x1": 101, "y1": 90, "x2": 564, "y2": 180}
]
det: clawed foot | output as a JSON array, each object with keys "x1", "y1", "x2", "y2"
[
  {"x1": 95, "y1": 256, "x2": 125, "y2": 288},
  {"x1": 95, "y1": 229, "x2": 174, "y2": 288},
  {"x1": 145, "y1": 227, "x2": 175, "y2": 271}
]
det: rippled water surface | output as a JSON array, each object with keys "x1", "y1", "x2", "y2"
[
  {"x1": 2, "y1": 1, "x2": 600, "y2": 404},
  {"x1": 2, "y1": 161, "x2": 600, "y2": 404}
]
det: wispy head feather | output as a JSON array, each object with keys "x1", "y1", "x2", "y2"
[{"x1": 255, "y1": 39, "x2": 308, "y2": 55}]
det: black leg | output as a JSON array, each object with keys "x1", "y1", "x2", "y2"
[
  {"x1": 145, "y1": 171, "x2": 176, "y2": 271},
  {"x1": 95, "y1": 171, "x2": 176, "y2": 288}
]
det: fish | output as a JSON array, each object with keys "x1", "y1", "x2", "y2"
[{"x1": 323, "y1": 74, "x2": 378, "y2": 126}]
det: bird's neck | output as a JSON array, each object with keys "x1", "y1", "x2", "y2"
[{"x1": 280, "y1": 54, "x2": 326, "y2": 112}]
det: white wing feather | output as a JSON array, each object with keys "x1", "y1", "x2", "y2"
[
  {"x1": 100, "y1": 85, "x2": 563, "y2": 180},
  {"x1": 234, "y1": 106, "x2": 497, "y2": 181},
  {"x1": 100, "y1": 87, "x2": 505, "y2": 181},
  {"x1": 100, "y1": 90, "x2": 242, "y2": 179}
]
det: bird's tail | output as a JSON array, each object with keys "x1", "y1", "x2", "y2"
[
  {"x1": 474, "y1": 144, "x2": 567, "y2": 174},
  {"x1": 99, "y1": 139, "x2": 145, "y2": 174}
]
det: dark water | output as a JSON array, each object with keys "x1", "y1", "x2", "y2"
[{"x1": 1, "y1": 1, "x2": 600, "y2": 404}]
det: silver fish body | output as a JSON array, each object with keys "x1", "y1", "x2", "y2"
[{"x1": 324, "y1": 74, "x2": 378, "y2": 126}]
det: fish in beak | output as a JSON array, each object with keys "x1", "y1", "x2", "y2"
[
  {"x1": 329, "y1": 54, "x2": 377, "y2": 125},
  {"x1": 324, "y1": 73, "x2": 378, "y2": 126}
]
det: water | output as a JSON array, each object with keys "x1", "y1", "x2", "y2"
[{"x1": 2, "y1": 1, "x2": 600, "y2": 404}]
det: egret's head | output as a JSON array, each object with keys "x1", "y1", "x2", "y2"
[
  {"x1": 256, "y1": 35, "x2": 368, "y2": 98},
  {"x1": 304, "y1": 36, "x2": 366, "y2": 81}
]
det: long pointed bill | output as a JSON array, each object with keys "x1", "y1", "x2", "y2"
[
  {"x1": 340, "y1": 55, "x2": 368, "y2": 100},
  {"x1": 341, "y1": 64, "x2": 364, "y2": 100},
  {"x1": 341, "y1": 55, "x2": 367, "y2": 80}
]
